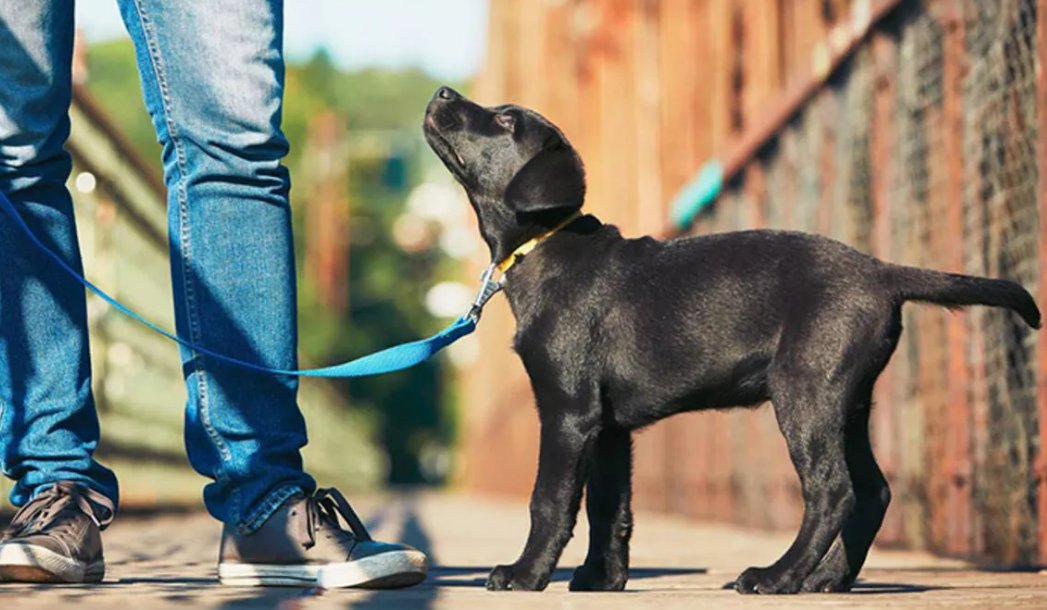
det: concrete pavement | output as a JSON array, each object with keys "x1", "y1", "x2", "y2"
[{"x1": 2, "y1": 493, "x2": 1046, "y2": 608}]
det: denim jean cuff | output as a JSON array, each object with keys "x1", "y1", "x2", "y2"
[{"x1": 238, "y1": 485, "x2": 304, "y2": 535}]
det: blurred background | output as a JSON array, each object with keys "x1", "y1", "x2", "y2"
[{"x1": 2, "y1": 0, "x2": 1045, "y2": 569}]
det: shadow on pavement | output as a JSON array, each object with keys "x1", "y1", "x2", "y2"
[
  {"x1": 849, "y1": 582, "x2": 944, "y2": 594},
  {"x1": 112, "y1": 577, "x2": 216, "y2": 585},
  {"x1": 719, "y1": 579, "x2": 946, "y2": 594},
  {"x1": 217, "y1": 587, "x2": 328, "y2": 610},
  {"x1": 344, "y1": 495, "x2": 437, "y2": 609},
  {"x1": 429, "y1": 566, "x2": 708, "y2": 589}
]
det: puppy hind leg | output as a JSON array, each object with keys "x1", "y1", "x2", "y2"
[
  {"x1": 801, "y1": 400, "x2": 891, "y2": 592},
  {"x1": 735, "y1": 384, "x2": 855, "y2": 594},
  {"x1": 803, "y1": 318, "x2": 900, "y2": 592},
  {"x1": 570, "y1": 426, "x2": 633, "y2": 592}
]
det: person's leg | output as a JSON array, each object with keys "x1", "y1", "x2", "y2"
[
  {"x1": 0, "y1": 2, "x2": 119, "y2": 584},
  {"x1": 113, "y1": 2, "x2": 428, "y2": 588},
  {"x1": 0, "y1": 1, "x2": 119, "y2": 510},
  {"x1": 115, "y1": 0, "x2": 314, "y2": 532}
]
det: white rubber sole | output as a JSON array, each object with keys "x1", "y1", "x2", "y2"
[
  {"x1": 218, "y1": 549, "x2": 428, "y2": 589},
  {"x1": 0, "y1": 541, "x2": 104, "y2": 583}
]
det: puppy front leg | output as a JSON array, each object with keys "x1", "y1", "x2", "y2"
[
  {"x1": 570, "y1": 426, "x2": 632, "y2": 591},
  {"x1": 487, "y1": 414, "x2": 599, "y2": 591}
]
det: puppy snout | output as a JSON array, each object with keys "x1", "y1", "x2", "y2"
[
  {"x1": 434, "y1": 86, "x2": 460, "y2": 102},
  {"x1": 426, "y1": 87, "x2": 465, "y2": 132}
]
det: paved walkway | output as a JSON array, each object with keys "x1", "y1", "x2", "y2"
[{"x1": 2, "y1": 493, "x2": 1046, "y2": 608}]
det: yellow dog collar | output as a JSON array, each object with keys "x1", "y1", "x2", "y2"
[{"x1": 496, "y1": 211, "x2": 582, "y2": 274}]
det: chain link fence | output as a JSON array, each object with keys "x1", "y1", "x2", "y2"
[{"x1": 695, "y1": 0, "x2": 1042, "y2": 563}]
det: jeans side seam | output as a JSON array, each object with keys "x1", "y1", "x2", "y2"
[
  {"x1": 128, "y1": 0, "x2": 237, "y2": 522},
  {"x1": 0, "y1": 395, "x2": 6, "y2": 476}
]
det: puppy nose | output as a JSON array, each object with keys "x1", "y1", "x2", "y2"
[{"x1": 435, "y1": 86, "x2": 459, "y2": 102}]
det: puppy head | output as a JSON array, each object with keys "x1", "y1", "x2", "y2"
[{"x1": 423, "y1": 87, "x2": 585, "y2": 259}]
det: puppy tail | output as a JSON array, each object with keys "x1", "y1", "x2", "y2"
[{"x1": 884, "y1": 264, "x2": 1041, "y2": 329}]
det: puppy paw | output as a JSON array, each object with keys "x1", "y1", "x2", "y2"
[
  {"x1": 734, "y1": 566, "x2": 802, "y2": 595},
  {"x1": 797, "y1": 544, "x2": 856, "y2": 593},
  {"x1": 569, "y1": 562, "x2": 627, "y2": 591},
  {"x1": 485, "y1": 563, "x2": 549, "y2": 591},
  {"x1": 800, "y1": 563, "x2": 855, "y2": 593},
  {"x1": 486, "y1": 564, "x2": 515, "y2": 591}
]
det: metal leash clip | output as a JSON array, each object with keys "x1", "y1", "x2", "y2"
[{"x1": 466, "y1": 263, "x2": 503, "y2": 322}]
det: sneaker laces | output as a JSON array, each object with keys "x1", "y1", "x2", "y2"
[
  {"x1": 298, "y1": 488, "x2": 372, "y2": 550},
  {"x1": 3, "y1": 482, "x2": 115, "y2": 539}
]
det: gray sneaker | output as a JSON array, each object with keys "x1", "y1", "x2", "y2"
[
  {"x1": 0, "y1": 482, "x2": 115, "y2": 583},
  {"x1": 218, "y1": 488, "x2": 427, "y2": 589}
]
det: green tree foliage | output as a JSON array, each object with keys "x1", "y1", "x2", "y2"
[{"x1": 83, "y1": 40, "x2": 163, "y2": 178}]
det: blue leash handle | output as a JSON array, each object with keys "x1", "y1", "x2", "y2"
[{"x1": 0, "y1": 188, "x2": 479, "y2": 378}]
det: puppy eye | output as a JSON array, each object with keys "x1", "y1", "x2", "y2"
[{"x1": 495, "y1": 113, "x2": 516, "y2": 131}]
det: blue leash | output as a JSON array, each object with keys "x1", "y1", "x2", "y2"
[{"x1": 0, "y1": 188, "x2": 502, "y2": 378}]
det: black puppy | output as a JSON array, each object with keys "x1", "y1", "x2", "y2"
[{"x1": 423, "y1": 86, "x2": 1041, "y2": 595}]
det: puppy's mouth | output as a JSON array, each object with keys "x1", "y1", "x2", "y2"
[
  {"x1": 447, "y1": 143, "x2": 467, "y2": 169},
  {"x1": 424, "y1": 116, "x2": 468, "y2": 174}
]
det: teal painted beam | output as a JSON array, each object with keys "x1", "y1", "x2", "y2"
[{"x1": 668, "y1": 160, "x2": 724, "y2": 231}]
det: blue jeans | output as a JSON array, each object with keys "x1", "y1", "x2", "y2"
[{"x1": 0, "y1": 0, "x2": 316, "y2": 532}]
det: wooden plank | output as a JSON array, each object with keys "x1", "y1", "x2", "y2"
[
  {"x1": 817, "y1": 93, "x2": 837, "y2": 235},
  {"x1": 634, "y1": 0, "x2": 664, "y2": 234},
  {"x1": 707, "y1": 0, "x2": 736, "y2": 152},
  {"x1": 934, "y1": 0, "x2": 973, "y2": 558},
  {"x1": 657, "y1": 0, "x2": 698, "y2": 197},
  {"x1": 869, "y1": 29, "x2": 903, "y2": 545},
  {"x1": 742, "y1": 0, "x2": 782, "y2": 121},
  {"x1": 543, "y1": 0, "x2": 582, "y2": 139},
  {"x1": 920, "y1": 70, "x2": 949, "y2": 561},
  {"x1": 1037, "y1": 0, "x2": 1047, "y2": 566}
]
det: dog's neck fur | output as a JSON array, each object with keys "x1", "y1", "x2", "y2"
[
  {"x1": 469, "y1": 193, "x2": 587, "y2": 265},
  {"x1": 487, "y1": 210, "x2": 616, "y2": 324}
]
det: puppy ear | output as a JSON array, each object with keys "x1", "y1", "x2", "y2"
[{"x1": 504, "y1": 144, "x2": 586, "y2": 213}]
